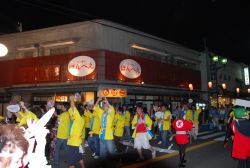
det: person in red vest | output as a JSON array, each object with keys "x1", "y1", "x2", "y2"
[
  {"x1": 231, "y1": 107, "x2": 250, "y2": 168},
  {"x1": 172, "y1": 112, "x2": 193, "y2": 168}
]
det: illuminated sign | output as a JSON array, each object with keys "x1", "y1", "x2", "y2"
[
  {"x1": 98, "y1": 88, "x2": 127, "y2": 97},
  {"x1": 68, "y1": 56, "x2": 95, "y2": 77},
  {"x1": 244, "y1": 67, "x2": 249, "y2": 85},
  {"x1": 119, "y1": 59, "x2": 141, "y2": 79},
  {"x1": 55, "y1": 96, "x2": 68, "y2": 102}
]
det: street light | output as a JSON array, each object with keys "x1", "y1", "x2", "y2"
[
  {"x1": 236, "y1": 88, "x2": 240, "y2": 94},
  {"x1": 221, "y1": 58, "x2": 228, "y2": 64},
  {"x1": 0, "y1": 43, "x2": 8, "y2": 57},
  {"x1": 188, "y1": 83, "x2": 193, "y2": 104},
  {"x1": 212, "y1": 55, "x2": 227, "y2": 65},
  {"x1": 222, "y1": 83, "x2": 227, "y2": 90},
  {"x1": 188, "y1": 83, "x2": 194, "y2": 91}
]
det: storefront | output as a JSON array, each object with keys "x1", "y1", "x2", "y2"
[{"x1": 0, "y1": 50, "x2": 201, "y2": 115}]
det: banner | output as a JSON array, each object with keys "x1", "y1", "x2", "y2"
[{"x1": 98, "y1": 88, "x2": 127, "y2": 97}]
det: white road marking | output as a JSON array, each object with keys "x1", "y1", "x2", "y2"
[
  {"x1": 199, "y1": 132, "x2": 225, "y2": 139},
  {"x1": 214, "y1": 136, "x2": 225, "y2": 141}
]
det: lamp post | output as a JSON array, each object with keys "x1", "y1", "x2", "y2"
[{"x1": 209, "y1": 54, "x2": 228, "y2": 109}]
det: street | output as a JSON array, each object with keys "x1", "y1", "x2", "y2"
[{"x1": 56, "y1": 130, "x2": 238, "y2": 168}]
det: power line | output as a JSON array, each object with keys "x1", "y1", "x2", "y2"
[
  {"x1": 15, "y1": 0, "x2": 86, "y2": 20},
  {"x1": 15, "y1": 0, "x2": 187, "y2": 48},
  {"x1": 31, "y1": 0, "x2": 100, "y2": 20}
]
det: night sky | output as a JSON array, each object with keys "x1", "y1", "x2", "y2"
[{"x1": 1, "y1": 0, "x2": 250, "y2": 64}]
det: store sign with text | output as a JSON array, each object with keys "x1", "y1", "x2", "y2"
[
  {"x1": 98, "y1": 88, "x2": 127, "y2": 97},
  {"x1": 244, "y1": 67, "x2": 249, "y2": 85},
  {"x1": 119, "y1": 59, "x2": 141, "y2": 79},
  {"x1": 68, "y1": 56, "x2": 96, "y2": 77}
]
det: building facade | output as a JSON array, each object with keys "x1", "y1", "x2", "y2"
[{"x1": 0, "y1": 19, "x2": 248, "y2": 116}]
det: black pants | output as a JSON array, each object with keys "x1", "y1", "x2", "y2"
[
  {"x1": 85, "y1": 128, "x2": 90, "y2": 140},
  {"x1": 114, "y1": 136, "x2": 125, "y2": 153},
  {"x1": 238, "y1": 158, "x2": 250, "y2": 168},
  {"x1": 178, "y1": 144, "x2": 187, "y2": 164}
]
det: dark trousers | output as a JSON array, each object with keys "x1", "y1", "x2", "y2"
[
  {"x1": 178, "y1": 144, "x2": 187, "y2": 164},
  {"x1": 238, "y1": 158, "x2": 250, "y2": 168},
  {"x1": 88, "y1": 133, "x2": 100, "y2": 156}
]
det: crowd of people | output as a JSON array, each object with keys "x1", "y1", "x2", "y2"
[{"x1": 0, "y1": 95, "x2": 249, "y2": 168}]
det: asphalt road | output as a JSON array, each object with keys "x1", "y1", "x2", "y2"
[{"x1": 54, "y1": 130, "x2": 238, "y2": 168}]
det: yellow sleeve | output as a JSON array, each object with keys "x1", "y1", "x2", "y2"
[
  {"x1": 131, "y1": 115, "x2": 137, "y2": 129},
  {"x1": 85, "y1": 111, "x2": 92, "y2": 118},
  {"x1": 94, "y1": 105, "x2": 103, "y2": 119},
  {"x1": 164, "y1": 111, "x2": 171, "y2": 120},
  {"x1": 30, "y1": 112, "x2": 39, "y2": 121},
  {"x1": 186, "y1": 110, "x2": 192, "y2": 121},
  {"x1": 145, "y1": 114, "x2": 152, "y2": 129},
  {"x1": 230, "y1": 111, "x2": 235, "y2": 118},
  {"x1": 16, "y1": 111, "x2": 24, "y2": 123},
  {"x1": 197, "y1": 109, "x2": 202, "y2": 115},
  {"x1": 0, "y1": 116, "x2": 4, "y2": 120}
]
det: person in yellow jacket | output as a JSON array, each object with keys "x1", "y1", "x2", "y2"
[
  {"x1": 53, "y1": 102, "x2": 70, "y2": 167},
  {"x1": 159, "y1": 104, "x2": 173, "y2": 152},
  {"x1": 67, "y1": 96, "x2": 85, "y2": 168},
  {"x1": 185, "y1": 105, "x2": 202, "y2": 140},
  {"x1": 15, "y1": 101, "x2": 38, "y2": 127},
  {"x1": 82, "y1": 105, "x2": 93, "y2": 150},
  {"x1": 88, "y1": 105, "x2": 101, "y2": 159},
  {"x1": 122, "y1": 105, "x2": 131, "y2": 141},
  {"x1": 114, "y1": 107, "x2": 125, "y2": 152},
  {"x1": 94, "y1": 97, "x2": 116, "y2": 159},
  {"x1": 131, "y1": 103, "x2": 156, "y2": 161}
]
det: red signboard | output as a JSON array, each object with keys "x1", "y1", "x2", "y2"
[{"x1": 0, "y1": 50, "x2": 201, "y2": 90}]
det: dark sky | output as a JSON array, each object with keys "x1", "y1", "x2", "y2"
[{"x1": 1, "y1": 0, "x2": 250, "y2": 64}]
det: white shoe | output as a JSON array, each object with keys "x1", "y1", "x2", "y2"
[
  {"x1": 157, "y1": 141, "x2": 162, "y2": 145},
  {"x1": 152, "y1": 150, "x2": 156, "y2": 159},
  {"x1": 167, "y1": 144, "x2": 173, "y2": 150},
  {"x1": 169, "y1": 135, "x2": 174, "y2": 141},
  {"x1": 92, "y1": 153, "x2": 95, "y2": 157},
  {"x1": 79, "y1": 145, "x2": 84, "y2": 154},
  {"x1": 159, "y1": 149, "x2": 165, "y2": 152},
  {"x1": 125, "y1": 146, "x2": 129, "y2": 153},
  {"x1": 94, "y1": 156, "x2": 99, "y2": 159}
]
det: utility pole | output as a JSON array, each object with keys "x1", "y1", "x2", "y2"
[
  {"x1": 17, "y1": 22, "x2": 23, "y2": 32},
  {"x1": 203, "y1": 37, "x2": 210, "y2": 123}
]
